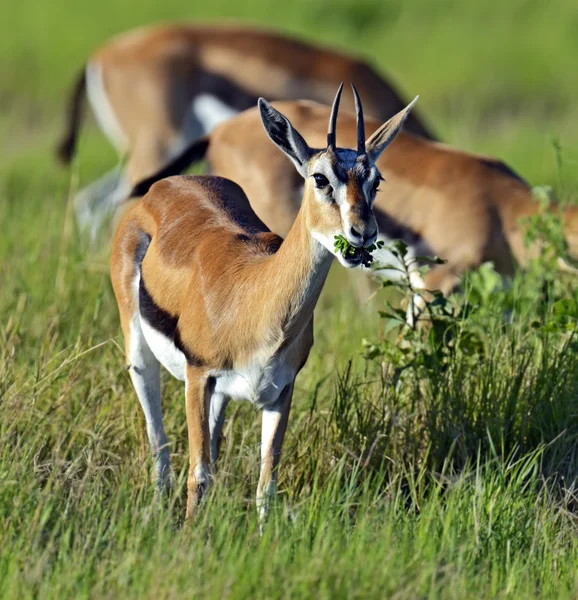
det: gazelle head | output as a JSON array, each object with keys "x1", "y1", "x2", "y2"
[{"x1": 258, "y1": 84, "x2": 418, "y2": 268}]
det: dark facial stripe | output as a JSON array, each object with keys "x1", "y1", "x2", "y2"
[
  {"x1": 332, "y1": 163, "x2": 348, "y2": 183},
  {"x1": 354, "y1": 155, "x2": 371, "y2": 180}
]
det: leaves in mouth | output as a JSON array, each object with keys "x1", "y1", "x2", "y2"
[{"x1": 334, "y1": 234, "x2": 384, "y2": 268}]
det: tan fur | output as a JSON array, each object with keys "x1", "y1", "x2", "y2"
[{"x1": 112, "y1": 176, "x2": 312, "y2": 368}]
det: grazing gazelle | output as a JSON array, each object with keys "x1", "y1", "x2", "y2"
[
  {"x1": 56, "y1": 22, "x2": 433, "y2": 237},
  {"x1": 110, "y1": 85, "x2": 418, "y2": 519},
  {"x1": 132, "y1": 100, "x2": 578, "y2": 302}
]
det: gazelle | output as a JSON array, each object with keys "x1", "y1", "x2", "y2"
[
  {"x1": 132, "y1": 99, "x2": 578, "y2": 302},
  {"x1": 110, "y1": 85, "x2": 418, "y2": 519},
  {"x1": 56, "y1": 22, "x2": 433, "y2": 238}
]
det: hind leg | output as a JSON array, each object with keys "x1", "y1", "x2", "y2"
[
  {"x1": 209, "y1": 392, "x2": 229, "y2": 465},
  {"x1": 75, "y1": 166, "x2": 131, "y2": 239},
  {"x1": 126, "y1": 315, "x2": 171, "y2": 493}
]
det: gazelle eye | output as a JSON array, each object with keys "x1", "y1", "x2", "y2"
[
  {"x1": 372, "y1": 177, "x2": 383, "y2": 192},
  {"x1": 313, "y1": 173, "x2": 330, "y2": 189}
]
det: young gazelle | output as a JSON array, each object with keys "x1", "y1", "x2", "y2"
[
  {"x1": 132, "y1": 100, "x2": 578, "y2": 303},
  {"x1": 110, "y1": 85, "x2": 417, "y2": 519},
  {"x1": 56, "y1": 23, "x2": 433, "y2": 237}
]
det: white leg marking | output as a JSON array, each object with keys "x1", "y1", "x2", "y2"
[
  {"x1": 128, "y1": 316, "x2": 170, "y2": 492},
  {"x1": 193, "y1": 460, "x2": 211, "y2": 499},
  {"x1": 406, "y1": 270, "x2": 428, "y2": 328},
  {"x1": 79, "y1": 63, "x2": 132, "y2": 239},
  {"x1": 209, "y1": 392, "x2": 229, "y2": 464}
]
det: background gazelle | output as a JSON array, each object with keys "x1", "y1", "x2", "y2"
[
  {"x1": 110, "y1": 85, "x2": 417, "y2": 519},
  {"x1": 132, "y1": 100, "x2": 578, "y2": 301},
  {"x1": 55, "y1": 22, "x2": 433, "y2": 237}
]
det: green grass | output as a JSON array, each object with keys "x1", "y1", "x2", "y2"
[{"x1": 2, "y1": 0, "x2": 578, "y2": 597}]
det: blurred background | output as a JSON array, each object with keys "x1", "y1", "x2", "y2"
[{"x1": 2, "y1": 0, "x2": 578, "y2": 192}]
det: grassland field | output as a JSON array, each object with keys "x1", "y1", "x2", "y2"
[{"x1": 2, "y1": 0, "x2": 578, "y2": 597}]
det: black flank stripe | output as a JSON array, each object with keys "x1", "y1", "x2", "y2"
[
  {"x1": 139, "y1": 279, "x2": 178, "y2": 339},
  {"x1": 135, "y1": 231, "x2": 205, "y2": 367},
  {"x1": 139, "y1": 281, "x2": 205, "y2": 367},
  {"x1": 174, "y1": 328, "x2": 204, "y2": 368}
]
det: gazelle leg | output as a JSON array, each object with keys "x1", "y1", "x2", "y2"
[
  {"x1": 127, "y1": 317, "x2": 170, "y2": 493},
  {"x1": 423, "y1": 263, "x2": 465, "y2": 299},
  {"x1": 185, "y1": 366, "x2": 212, "y2": 519},
  {"x1": 74, "y1": 166, "x2": 130, "y2": 238},
  {"x1": 256, "y1": 384, "x2": 294, "y2": 523},
  {"x1": 209, "y1": 392, "x2": 229, "y2": 465},
  {"x1": 405, "y1": 278, "x2": 427, "y2": 327}
]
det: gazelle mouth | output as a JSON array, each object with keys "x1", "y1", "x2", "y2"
[
  {"x1": 334, "y1": 234, "x2": 383, "y2": 268},
  {"x1": 342, "y1": 252, "x2": 363, "y2": 267}
]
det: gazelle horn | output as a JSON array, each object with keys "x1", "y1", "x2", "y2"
[
  {"x1": 351, "y1": 83, "x2": 365, "y2": 155},
  {"x1": 327, "y1": 82, "x2": 344, "y2": 150}
]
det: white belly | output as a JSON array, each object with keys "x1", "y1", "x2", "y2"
[
  {"x1": 190, "y1": 94, "x2": 239, "y2": 136},
  {"x1": 140, "y1": 320, "x2": 298, "y2": 405},
  {"x1": 212, "y1": 354, "x2": 297, "y2": 408}
]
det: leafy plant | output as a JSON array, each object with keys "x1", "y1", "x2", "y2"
[{"x1": 361, "y1": 241, "x2": 485, "y2": 393}]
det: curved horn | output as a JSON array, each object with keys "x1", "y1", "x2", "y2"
[
  {"x1": 327, "y1": 82, "x2": 344, "y2": 149},
  {"x1": 351, "y1": 83, "x2": 365, "y2": 155}
]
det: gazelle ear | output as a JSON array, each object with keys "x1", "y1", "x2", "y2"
[
  {"x1": 365, "y1": 96, "x2": 419, "y2": 162},
  {"x1": 258, "y1": 98, "x2": 313, "y2": 177}
]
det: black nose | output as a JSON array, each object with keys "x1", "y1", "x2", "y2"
[
  {"x1": 350, "y1": 226, "x2": 362, "y2": 239},
  {"x1": 349, "y1": 226, "x2": 377, "y2": 247}
]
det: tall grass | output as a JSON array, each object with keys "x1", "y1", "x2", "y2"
[{"x1": 2, "y1": 169, "x2": 578, "y2": 597}]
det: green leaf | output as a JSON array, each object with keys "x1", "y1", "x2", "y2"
[{"x1": 553, "y1": 298, "x2": 578, "y2": 317}]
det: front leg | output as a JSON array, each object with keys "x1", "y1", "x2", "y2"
[
  {"x1": 256, "y1": 383, "x2": 294, "y2": 523},
  {"x1": 185, "y1": 366, "x2": 212, "y2": 520}
]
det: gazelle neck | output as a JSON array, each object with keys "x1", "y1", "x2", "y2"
[{"x1": 260, "y1": 194, "x2": 333, "y2": 338}]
